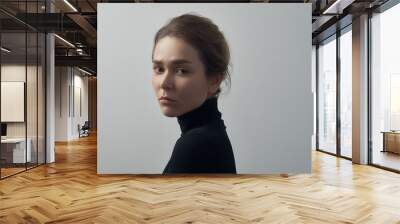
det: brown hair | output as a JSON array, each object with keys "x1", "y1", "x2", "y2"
[{"x1": 152, "y1": 13, "x2": 231, "y2": 97}]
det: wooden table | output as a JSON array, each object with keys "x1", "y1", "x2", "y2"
[{"x1": 381, "y1": 131, "x2": 400, "y2": 154}]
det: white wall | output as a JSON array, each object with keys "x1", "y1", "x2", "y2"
[
  {"x1": 55, "y1": 67, "x2": 89, "y2": 141},
  {"x1": 98, "y1": 3, "x2": 313, "y2": 174},
  {"x1": 55, "y1": 67, "x2": 69, "y2": 141}
]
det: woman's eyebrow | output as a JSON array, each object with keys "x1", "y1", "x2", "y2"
[
  {"x1": 152, "y1": 60, "x2": 163, "y2": 65},
  {"x1": 171, "y1": 59, "x2": 192, "y2": 65},
  {"x1": 152, "y1": 59, "x2": 192, "y2": 65}
]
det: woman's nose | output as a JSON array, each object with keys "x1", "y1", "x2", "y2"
[{"x1": 160, "y1": 72, "x2": 174, "y2": 89}]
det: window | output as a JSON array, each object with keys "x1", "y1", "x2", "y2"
[
  {"x1": 317, "y1": 35, "x2": 337, "y2": 154},
  {"x1": 339, "y1": 28, "x2": 352, "y2": 158},
  {"x1": 371, "y1": 2, "x2": 400, "y2": 171}
]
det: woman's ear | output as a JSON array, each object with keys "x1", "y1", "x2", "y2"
[{"x1": 207, "y1": 75, "x2": 224, "y2": 96}]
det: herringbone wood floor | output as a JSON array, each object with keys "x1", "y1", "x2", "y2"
[{"x1": 1, "y1": 134, "x2": 400, "y2": 223}]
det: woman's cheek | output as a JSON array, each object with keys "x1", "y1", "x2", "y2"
[{"x1": 174, "y1": 77, "x2": 185, "y2": 90}]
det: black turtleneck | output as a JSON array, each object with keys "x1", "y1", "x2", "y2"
[{"x1": 162, "y1": 96, "x2": 237, "y2": 174}]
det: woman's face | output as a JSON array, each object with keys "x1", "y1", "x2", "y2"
[{"x1": 152, "y1": 36, "x2": 220, "y2": 117}]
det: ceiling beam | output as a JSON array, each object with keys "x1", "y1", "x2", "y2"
[{"x1": 55, "y1": 55, "x2": 96, "y2": 69}]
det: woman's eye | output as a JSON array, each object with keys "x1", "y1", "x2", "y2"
[
  {"x1": 153, "y1": 66, "x2": 164, "y2": 74},
  {"x1": 176, "y1": 68, "x2": 188, "y2": 75}
]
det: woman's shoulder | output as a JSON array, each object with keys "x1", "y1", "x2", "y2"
[
  {"x1": 168, "y1": 123, "x2": 236, "y2": 174},
  {"x1": 177, "y1": 124, "x2": 229, "y2": 152},
  {"x1": 179, "y1": 128, "x2": 215, "y2": 146},
  {"x1": 183, "y1": 124, "x2": 223, "y2": 141}
]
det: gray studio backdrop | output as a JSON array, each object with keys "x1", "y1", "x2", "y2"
[{"x1": 98, "y1": 3, "x2": 312, "y2": 174}]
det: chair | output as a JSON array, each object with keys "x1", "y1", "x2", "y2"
[{"x1": 79, "y1": 121, "x2": 90, "y2": 138}]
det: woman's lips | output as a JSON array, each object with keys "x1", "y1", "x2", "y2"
[{"x1": 159, "y1": 97, "x2": 177, "y2": 104}]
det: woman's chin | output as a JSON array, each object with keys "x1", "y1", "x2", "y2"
[{"x1": 161, "y1": 108, "x2": 179, "y2": 117}]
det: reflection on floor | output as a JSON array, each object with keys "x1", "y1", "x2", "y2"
[
  {"x1": 0, "y1": 162, "x2": 40, "y2": 178},
  {"x1": 373, "y1": 150, "x2": 400, "y2": 171},
  {"x1": 0, "y1": 167, "x2": 25, "y2": 178},
  {"x1": 341, "y1": 148, "x2": 352, "y2": 158}
]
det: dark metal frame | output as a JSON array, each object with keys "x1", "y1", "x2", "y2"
[
  {"x1": 44, "y1": 0, "x2": 47, "y2": 165},
  {"x1": 36, "y1": 0, "x2": 39, "y2": 169},
  {"x1": 336, "y1": 26, "x2": 341, "y2": 159},
  {"x1": 316, "y1": 44, "x2": 319, "y2": 151},
  {"x1": 0, "y1": 23, "x2": 2, "y2": 179},
  {"x1": 72, "y1": 67, "x2": 75, "y2": 118},
  {"x1": 25, "y1": 1, "x2": 28, "y2": 172},
  {"x1": 367, "y1": 10, "x2": 373, "y2": 167}
]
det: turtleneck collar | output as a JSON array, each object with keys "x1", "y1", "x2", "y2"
[{"x1": 177, "y1": 96, "x2": 222, "y2": 134}]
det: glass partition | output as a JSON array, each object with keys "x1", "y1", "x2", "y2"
[
  {"x1": 0, "y1": 1, "x2": 46, "y2": 179},
  {"x1": 317, "y1": 35, "x2": 337, "y2": 155},
  {"x1": 27, "y1": 31, "x2": 38, "y2": 169},
  {"x1": 0, "y1": 31, "x2": 28, "y2": 177}
]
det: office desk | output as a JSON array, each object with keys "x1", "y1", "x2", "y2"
[
  {"x1": 381, "y1": 131, "x2": 400, "y2": 154},
  {"x1": 1, "y1": 138, "x2": 32, "y2": 163}
]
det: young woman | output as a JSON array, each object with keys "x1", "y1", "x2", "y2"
[{"x1": 151, "y1": 14, "x2": 236, "y2": 174}]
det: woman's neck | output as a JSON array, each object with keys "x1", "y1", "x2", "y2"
[{"x1": 177, "y1": 97, "x2": 221, "y2": 134}]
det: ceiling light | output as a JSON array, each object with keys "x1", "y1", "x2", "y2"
[
  {"x1": 323, "y1": 0, "x2": 343, "y2": 14},
  {"x1": 54, "y1": 34, "x2": 75, "y2": 48},
  {"x1": 322, "y1": 0, "x2": 355, "y2": 15},
  {"x1": 1, "y1": 47, "x2": 11, "y2": 53},
  {"x1": 63, "y1": 0, "x2": 78, "y2": 12},
  {"x1": 78, "y1": 67, "x2": 93, "y2": 76}
]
